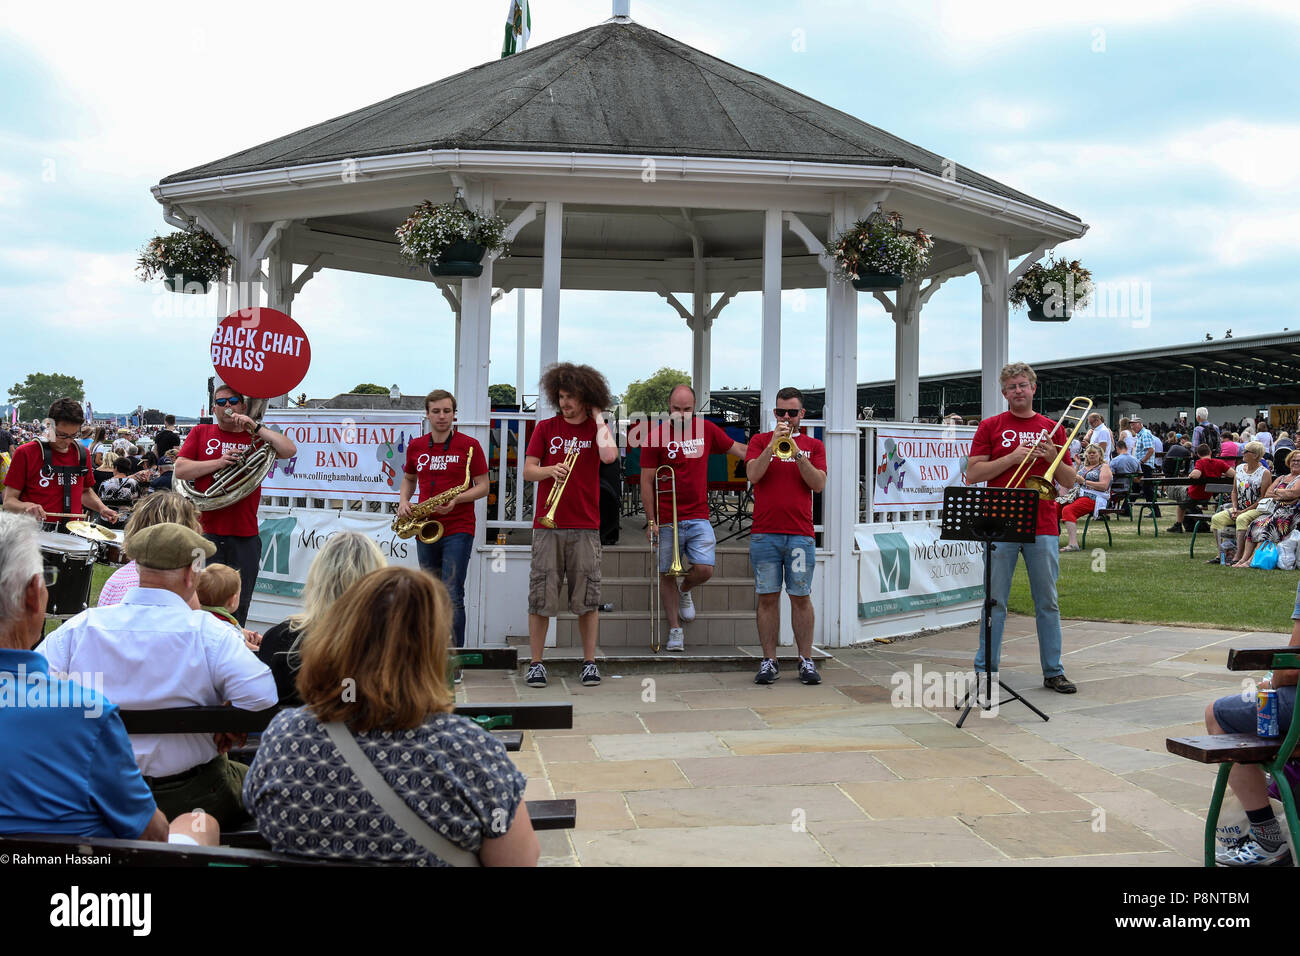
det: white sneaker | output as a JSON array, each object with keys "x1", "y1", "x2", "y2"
[
  {"x1": 666, "y1": 627, "x2": 685, "y2": 652},
  {"x1": 677, "y1": 582, "x2": 696, "y2": 622},
  {"x1": 1216, "y1": 835, "x2": 1292, "y2": 867}
]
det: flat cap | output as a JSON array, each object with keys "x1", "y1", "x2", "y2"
[{"x1": 126, "y1": 522, "x2": 215, "y2": 570}]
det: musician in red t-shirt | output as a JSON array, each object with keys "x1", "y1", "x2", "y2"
[
  {"x1": 744, "y1": 387, "x2": 827, "y2": 687},
  {"x1": 398, "y1": 389, "x2": 489, "y2": 652},
  {"x1": 3, "y1": 398, "x2": 117, "y2": 528},
  {"x1": 640, "y1": 385, "x2": 747, "y2": 652},
  {"x1": 522, "y1": 363, "x2": 618, "y2": 689},
  {"x1": 174, "y1": 383, "x2": 296, "y2": 627},
  {"x1": 966, "y1": 362, "x2": 1078, "y2": 695}
]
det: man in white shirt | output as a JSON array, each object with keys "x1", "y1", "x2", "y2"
[
  {"x1": 1085, "y1": 413, "x2": 1111, "y2": 457},
  {"x1": 39, "y1": 522, "x2": 277, "y2": 827}
]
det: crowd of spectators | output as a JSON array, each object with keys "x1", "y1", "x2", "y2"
[{"x1": 0, "y1": 500, "x2": 537, "y2": 866}]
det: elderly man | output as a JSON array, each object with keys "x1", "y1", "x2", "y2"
[
  {"x1": 0, "y1": 514, "x2": 216, "y2": 845},
  {"x1": 40, "y1": 522, "x2": 277, "y2": 827},
  {"x1": 1128, "y1": 414, "x2": 1161, "y2": 519}
]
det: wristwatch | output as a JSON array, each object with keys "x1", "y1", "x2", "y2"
[{"x1": 794, "y1": 450, "x2": 806, "y2": 463}]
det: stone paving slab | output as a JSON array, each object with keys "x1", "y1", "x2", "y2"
[{"x1": 509, "y1": 614, "x2": 1272, "y2": 866}]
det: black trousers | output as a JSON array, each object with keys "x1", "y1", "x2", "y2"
[
  {"x1": 204, "y1": 533, "x2": 262, "y2": 627},
  {"x1": 1140, "y1": 465, "x2": 1161, "y2": 517}
]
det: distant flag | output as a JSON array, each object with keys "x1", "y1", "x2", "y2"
[{"x1": 502, "y1": 0, "x2": 530, "y2": 58}]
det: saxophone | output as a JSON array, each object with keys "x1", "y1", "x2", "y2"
[{"x1": 392, "y1": 447, "x2": 474, "y2": 544}]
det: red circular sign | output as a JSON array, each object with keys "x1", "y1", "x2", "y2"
[{"x1": 210, "y1": 308, "x2": 311, "y2": 398}]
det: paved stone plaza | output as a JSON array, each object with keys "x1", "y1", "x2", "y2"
[{"x1": 458, "y1": 614, "x2": 1282, "y2": 866}]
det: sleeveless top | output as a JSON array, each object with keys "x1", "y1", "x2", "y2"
[{"x1": 1236, "y1": 465, "x2": 1266, "y2": 508}]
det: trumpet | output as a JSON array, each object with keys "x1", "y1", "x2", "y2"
[
  {"x1": 538, "y1": 443, "x2": 579, "y2": 528},
  {"x1": 773, "y1": 423, "x2": 798, "y2": 460},
  {"x1": 1006, "y1": 396, "x2": 1093, "y2": 501}
]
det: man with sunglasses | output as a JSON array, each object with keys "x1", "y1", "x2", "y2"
[
  {"x1": 3, "y1": 397, "x2": 118, "y2": 529},
  {"x1": 744, "y1": 387, "x2": 827, "y2": 686},
  {"x1": 175, "y1": 383, "x2": 296, "y2": 626}
]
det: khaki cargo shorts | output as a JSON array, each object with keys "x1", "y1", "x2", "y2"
[{"x1": 529, "y1": 528, "x2": 602, "y2": 616}]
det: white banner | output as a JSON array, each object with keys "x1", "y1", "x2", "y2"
[
  {"x1": 872, "y1": 426, "x2": 974, "y2": 508},
  {"x1": 856, "y1": 523, "x2": 984, "y2": 619},
  {"x1": 252, "y1": 507, "x2": 420, "y2": 601},
  {"x1": 262, "y1": 410, "x2": 426, "y2": 501}
]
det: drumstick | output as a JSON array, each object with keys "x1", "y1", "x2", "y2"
[{"x1": 44, "y1": 512, "x2": 87, "y2": 519}]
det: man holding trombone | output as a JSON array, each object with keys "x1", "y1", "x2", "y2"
[
  {"x1": 641, "y1": 385, "x2": 748, "y2": 652},
  {"x1": 965, "y1": 362, "x2": 1080, "y2": 695},
  {"x1": 523, "y1": 363, "x2": 618, "y2": 688}
]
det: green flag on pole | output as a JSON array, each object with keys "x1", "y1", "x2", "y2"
[{"x1": 502, "y1": 0, "x2": 531, "y2": 58}]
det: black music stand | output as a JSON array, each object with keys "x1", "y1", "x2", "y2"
[{"x1": 940, "y1": 485, "x2": 1050, "y2": 728}]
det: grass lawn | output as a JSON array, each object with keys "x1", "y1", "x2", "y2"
[{"x1": 1007, "y1": 513, "x2": 1297, "y2": 634}]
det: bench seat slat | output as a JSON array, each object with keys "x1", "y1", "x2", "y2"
[
  {"x1": 1225, "y1": 647, "x2": 1300, "y2": 671},
  {"x1": 118, "y1": 702, "x2": 572, "y2": 735},
  {"x1": 1166, "y1": 733, "x2": 1291, "y2": 764}
]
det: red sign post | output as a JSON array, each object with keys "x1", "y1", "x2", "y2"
[{"x1": 210, "y1": 308, "x2": 311, "y2": 398}]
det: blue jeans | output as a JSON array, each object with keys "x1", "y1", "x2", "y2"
[
  {"x1": 749, "y1": 534, "x2": 816, "y2": 596},
  {"x1": 974, "y1": 534, "x2": 1064, "y2": 678},
  {"x1": 416, "y1": 533, "x2": 472, "y2": 648}
]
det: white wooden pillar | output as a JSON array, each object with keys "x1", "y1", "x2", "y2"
[
  {"x1": 823, "y1": 193, "x2": 858, "y2": 647},
  {"x1": 977, "y1": 240, "x2": 1010, "y2": 415},
  {"x1": 894, "y1": 279, "x2": 921, "y2": 421},
  {"x1": 691, "y1": 248, "x2": 711, "y2": 409},
  {"x1": 537, "y1": 200, "x2": 563, "y2": 649},
  {"x1": 456, "y1": 182, "x2": 495, "y2": 647},
  {"x1": 760, "y1": 209, "x2": 783, "y2": 426},
  {"x1": 539, "y1": 202, "x2": 563, "y2": 420},
  {"x1": 516, "y1": 289, "x2": 527, "y2": 407},
  {"x1": 266, "y1": 229, "x2": 295, "y2": 408}
]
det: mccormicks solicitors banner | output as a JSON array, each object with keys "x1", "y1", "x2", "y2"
[{"x1": 856, "y1": 524, "x2": 985, "y2": 618}]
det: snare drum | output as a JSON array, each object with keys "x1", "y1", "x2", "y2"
[{"x1": 39, "y1": 531, "x2": 96, "y2": 616}]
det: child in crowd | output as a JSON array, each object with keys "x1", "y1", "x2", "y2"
[{"x1": 197, "y1": 563, "x2": 243, "y2": 627}]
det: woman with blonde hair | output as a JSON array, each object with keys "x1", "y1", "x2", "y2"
[
  {"x1": 1210, "y1": 440, "x2": 1272, "y2": 564},
  {"x1": 244, "y1": 567, "x2": 538, "y2": 867},
  {"x1": 96, "y1": 490, "x2": 203, "y2": 606},
  {"x1": 255, "y1": 530, "x2": 386, "y2": 703},
  {"x1": 1057, "y1": 443, "x2": 1112, "y2": 552}
]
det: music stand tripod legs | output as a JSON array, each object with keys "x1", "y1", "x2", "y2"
[{"x1": 939, "y1": 486, "x2": 1051, "y2": 729}]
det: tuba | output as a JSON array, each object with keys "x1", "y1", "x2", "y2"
[
  {"x1": 392, "y1": 447, "x2": 474, "y2": 544},
  {"x1": 175, "y1": 398, "x2": 277, "y2": 512}
]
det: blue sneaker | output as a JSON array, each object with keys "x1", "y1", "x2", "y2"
[{"x1": 754, "y1": 658, "x2": 780, "y2": 685}]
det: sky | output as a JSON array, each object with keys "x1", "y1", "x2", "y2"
[{"x1": 2, "y1": 0, "x2": 1298, "y2": 416}]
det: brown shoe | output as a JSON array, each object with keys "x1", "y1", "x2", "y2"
[{"x1": 1043, "y1": 674, "x2": 1077, "y2": 694}]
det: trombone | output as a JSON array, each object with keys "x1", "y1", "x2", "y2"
[
  {"x1": 649, "y1": 465, "x2": 687, "y2": 654},
  {"x1": 538, "y1": 443, "x2": 580, "y2": 528},
  {"x1": 1005, "y1": 396, "x2": 1093, "y2": 501}
]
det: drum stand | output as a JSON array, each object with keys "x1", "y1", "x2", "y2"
[{"x1": 940, "y1": 486, "x2": 1051, "y2": 729}]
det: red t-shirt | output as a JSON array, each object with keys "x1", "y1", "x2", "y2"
[
  {"x1": 1189, "y1": 457, "x2": 1232, "y2": 501},
  {"x1": 526, "y1": 415, "x2": 601, "y2": 530},
  {"x1": 3, "y1": 440, "x2": 95, "y2": 517},
  {"x1": 745, "y1": 431, "x2": 827, "y2": 536},
  {"x1": 971, "y1": 411, "x2": 1074, "y2": 537},
  {"x1": 640, "y1": 418, "x2": 734, "y2": 522},
  {"x1": 178, "y1": 424, "x2": 261, "y2": 537},
  {"x1": 403, "y1": 430, "x2": 488, "y2": 537}
]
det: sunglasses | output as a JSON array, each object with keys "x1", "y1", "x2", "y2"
[
  {"x1": 214, "y1": 396, "x2": 244, "y2": 407},
  {"x1": 772, "y1": 408, "x2": 801, "y2": 418}
]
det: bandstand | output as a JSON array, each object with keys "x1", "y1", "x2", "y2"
[{"x1": 150, "y1": 9, "x2": 1086, "y2": 650}]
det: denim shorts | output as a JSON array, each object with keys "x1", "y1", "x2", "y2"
[
  {"x1": 658, "y1": 518, "x2": 716, "y2": 573},
  {"x1": 1213, "y1": 685, "x2": 1296, "y2": 735},
  {"x1": 749, "y1": 533, "x2": 815, "y2": 596}
]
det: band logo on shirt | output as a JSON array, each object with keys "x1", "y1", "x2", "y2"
[
  {"x1": 205, "y1": 438, "x2": 248, "y2": 457},
  {"x1": 548, "y1": 436, "x2": 592, "y2": 456},
  {"x1": 37, "y1": 467, "x2": 79, "y2": 489},
  {"x1": 665, "y1": 438, "x2": 705, "y2": 460},
  {"x1": 1001, "y1": 429, "x2": 1051, "y2": 449},
  {"x1": 415, "y1": 453, "x2": 461, "y2": 472}
]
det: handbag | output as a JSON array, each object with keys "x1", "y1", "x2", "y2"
[
  {"x1": 1258, "y1": 498, "x2": 1278, "y2": 515},
  {"x1": 323, "y1": 721, "x2": 481, "y2": 867},
  {"x1": 1251, "y1": 541, "x2": 1280, "y2": 570}
]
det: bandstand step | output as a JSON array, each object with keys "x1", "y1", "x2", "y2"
[{"x1": 503, "y1": 643, "x2": 832, "y2": 674}]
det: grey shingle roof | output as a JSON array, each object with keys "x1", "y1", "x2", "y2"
[{"x1": 160, "y1": 21, "x2": 1076, "y2": 220}]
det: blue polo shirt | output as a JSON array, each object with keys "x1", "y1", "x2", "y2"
[{"x1": 0, "y1": 649, "x2": 156, "y2": 839}]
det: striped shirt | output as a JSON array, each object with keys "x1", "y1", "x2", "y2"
[{"x1": 1130, "y1": 427, "x2": 1156, "y2": 465}]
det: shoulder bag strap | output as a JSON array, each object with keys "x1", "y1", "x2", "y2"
[{"x1": 322, "y1": 721, "x2": 481, "y2": 867}]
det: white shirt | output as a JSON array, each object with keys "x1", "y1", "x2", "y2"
[
  {"x1": 1257, "y1": 431, "x2": 1274, "y2": 454},
  {"x1": 1091, "y1": 424, "x2": 1112, "y2": 455},
  {"x1": 39, "y1": 587, "x2": 277, "y2": 777}
]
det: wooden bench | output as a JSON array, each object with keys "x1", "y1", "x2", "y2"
[
  {"x1": 1165, "y1": 646, "x2": 1300, "y2": 866},
  {"x1": 1186, "y1": 481, "x2": 1233, "y2": 558},
  {"x1": 1080, "y1": 477, "x2": 1130, "y2": 548}
]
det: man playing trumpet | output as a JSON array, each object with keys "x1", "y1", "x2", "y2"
[
  {"x1": 523, "y1": 364, "x2": 618, "y2": 688},
  {"x1": 640, "y1": 385, "x2": 747, "y2": 651},
  {"x1": 965, "y1": 363, "x2": 1079, "y2": 695}
]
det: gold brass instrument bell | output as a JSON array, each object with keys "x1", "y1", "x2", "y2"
[
  {"x1": 654, "y1": 465, "x2": 687, "y2": 578},
  {"x1": 773, "y1": 433, "x2": 798, "y2": 460},
  {"x1": 538, "y1": 442, "x2": 579, "y2": 529},
  {"x1": 1005, "y1": 396, "x2": 1093, "y2": 501}
]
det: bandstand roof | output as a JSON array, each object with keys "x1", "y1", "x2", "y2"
[{"x1": 160, "y1": 20, "x2": 1076, "y2": 225}]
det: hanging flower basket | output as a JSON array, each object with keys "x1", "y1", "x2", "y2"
[
  {"x1": 136, "y1": 228, "x2": 231, "y2": 294},
  {"x1": 1010, "y1": 255, "x2": 1092, "y2": 323},
  {"x1": 427, "y1": 239, "x2": 488, "y2": 278},
  {"x1": 397, "y1": 200, "x2": 509, "y2": 280},
  {"x1": 851, "y1": 271, "x2": 905, "y2": 291},
  {"x1": 828, "y1": 211, "x2": 933, "y2": 290},
  {"x1": 161, "y1": 267, "x2": 214, "y2": 294}
]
